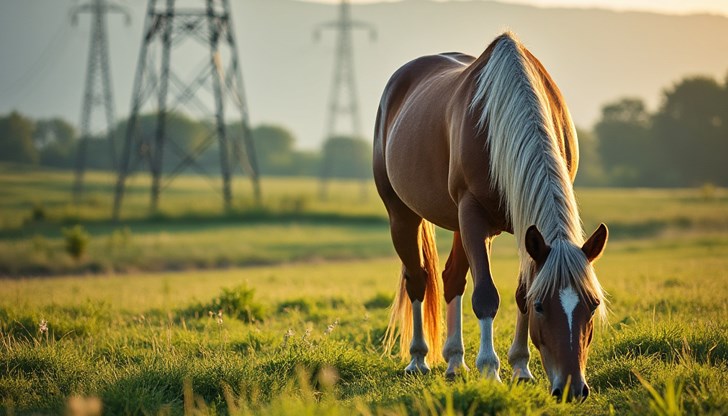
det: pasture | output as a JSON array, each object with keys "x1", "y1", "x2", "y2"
[{"x1": 1, "y1": 165, "x2": 727, "y2": 414}]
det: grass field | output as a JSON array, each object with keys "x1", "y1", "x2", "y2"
[{"x1": 1, "y1": 165, "x2": 728, "y2": 415}]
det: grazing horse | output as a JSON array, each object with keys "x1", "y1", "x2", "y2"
[{"x1": 374, "y1": 32, "x2": 608, "y2": 400}]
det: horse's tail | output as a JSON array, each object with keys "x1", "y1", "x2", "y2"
[{"x1": 384, "y1": 220, "x2": 443, "y2": 363}]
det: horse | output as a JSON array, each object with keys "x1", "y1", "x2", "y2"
[{"x1": 373, "y1": 31, "x2": 608, "y2": 401}]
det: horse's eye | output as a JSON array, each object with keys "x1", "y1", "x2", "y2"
[
  {"x1": 589, "y1": 300, "x2": 600, "y2": 316},
  {"x1": 534, "y1": 301, "x2": 544, "y2": 314}
]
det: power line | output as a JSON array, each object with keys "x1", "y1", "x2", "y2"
[
  {"x1": 71, "y1": 0, "x2": 131, "y2": 202},
  {"x1": 0, "y1": 21, "x2": 72, "y2": 99}
]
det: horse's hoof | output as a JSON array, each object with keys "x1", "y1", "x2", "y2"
[
  {"x1": 445, "y1": 361, "x2": 469, "y2": 381},
  {"x1": 445, "y1": 369, "x2": 468, "y2": 382},
  {"x1": 478, "y1": 366, "x2": 502, "y2": 382},
  {"x1": 516, "y1": 376, "x2": 535, "y2": 384},
  {"x1": 404, "y1": 359, "x2": 430, "y2": 375},
  {"x1": 404, "y1": 366, "x2": 430, "y2": 376}
]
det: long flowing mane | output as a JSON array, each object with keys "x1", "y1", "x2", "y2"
[{"x1": 470, "y1": 32, "x2": 606, "y2": 318}]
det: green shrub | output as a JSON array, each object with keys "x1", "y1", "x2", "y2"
[
  {"x1": 189, "y1": 284, "x2": 266, "y2": 323},
  {"x1": 62, "y1": 225, "x2": 90, "y2": 260},
  {"x1": 31, "y1": 203, "x2": 46, "y2": 221},
  {"x1": 364, "y1": 292, "x2": 393, "y2": 309},
  {"x1": 278, "y1": 298, "x2": 316, "y2": 315}
]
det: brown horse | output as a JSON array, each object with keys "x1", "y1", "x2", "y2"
[{"x1": 374, "y1": 32, "x2": 608, "y2": 400}]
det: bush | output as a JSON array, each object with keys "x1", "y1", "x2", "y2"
[
  {"x1": 189, "y1": 284, "x2": 267, "y2": 323},
  {"x1": 31, "y1": 203, "x2": 46, "y2": 221},
  {"x1": 62, "y1": 225, "x2": 90, "y2": 260},
  {"x1": 364, "y1": 292, "x2": 393, "y2": 310}
]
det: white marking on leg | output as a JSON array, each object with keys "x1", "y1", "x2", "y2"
[
  {"x1": 559, "y1": 286, "x2": 579, "y2": 349},
  {"x1": 476, "y1": 317, "x2": 501, "y2": 381},
  {"x1": 443, "y1": 296, "x2": 468, "y2": 376},
  {"x1": 405, "y1": 299, "x2": 430, "y2": 374}
]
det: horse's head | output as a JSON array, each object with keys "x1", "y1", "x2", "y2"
[{"x1": 516, "y1": 224, "x2": 608, "y2": 401}]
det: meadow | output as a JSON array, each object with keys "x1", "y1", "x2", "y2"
[{"x1": 1, "y1": 165, "x2": 727, "y2": 415}]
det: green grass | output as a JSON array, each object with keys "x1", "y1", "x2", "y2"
[
  {"x1": 1, "y1": 165, "x2": 727, "y2": 414},
  {"x1": 1, "y1": 236, "x2": 727, "y2": 415}
]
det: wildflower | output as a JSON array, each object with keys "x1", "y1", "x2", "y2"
[
  {"x1": 39, "y1": 319, "x2": 48, "y2": 335},
  {"x1": 303, "y1": 327, "x2": 312, "y2": 340},
  {"x1": 282, "y1": 328, "x2": 294, "y2": 348},
  {"x1": 216, "y1": 310, "x2": 224, "y2": 326},
  {"x1": 325, "y1": 319, "x2": 339, "y2": 335}
]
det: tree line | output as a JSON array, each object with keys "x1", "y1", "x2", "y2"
[
  {"x1": 1, "y1": 71, "x2": 726, "y2": 187},
  {"x1": 0, "y1": 112, "x2": 371, "y2": 180},
  {"x1": 577, "y1": 73, "x2": 728, "y2": 187}
]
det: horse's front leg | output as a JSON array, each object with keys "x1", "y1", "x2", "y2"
[
  {"x1": 442, "y1": 232, "x2": 470, "y2": 378},
  {"x1": 508, "y1": 309, "x2": 535, "y2": 382},
  {"x1": 508, "y1": 271, "x2": 535, "y2": 382},
  {"x1": 458, "y1": 194, "x2": 501, "y2": 381}
]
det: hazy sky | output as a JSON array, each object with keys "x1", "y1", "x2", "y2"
[
  {"x1": 305, "y1": 0, "x2": 728, "y2": 16},
  {"x1": 2, "y1": 0, "x2": 727, "y2": 150}
]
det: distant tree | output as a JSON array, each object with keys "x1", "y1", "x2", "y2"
[
  {"x1": 251, "y1": 124, "x2": 295, "y2": 175},
  {"x1": 574, "y1": 128, "x2": 606, "y2": 187},
  {"x1": 594, "y1": 98, "x2": 654, "y2": 186},
  {"x1": 225, "y1": 123, "x2": 300, "y2": 176},
  {"x1": 652, "y1": 76, "x2": 728, "y2": 186},
  {"x1": 34, "y1": 118, "x2": 77, "y2": 168},
  {"x1": 290, "y1": 150, "x2": 321, "y2": 177},
  {"x1": 321, "y1": 135, "x2": 372, "y2": 180},
  {"x1": 110, "y1": 112, "x2": 207, "y2": 172},
  {"x1": 0, "y1": 111, "x2": 38, "y2": 164}
]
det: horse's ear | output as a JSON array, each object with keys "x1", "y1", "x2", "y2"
[
  {"x1": 582, "y1": 223, "x2": 608, "y2": 263},
  {"x1": 515, "y1": 276, "x2": 528, "y2": 314},
  {"x1": 525, "y1": 225, "x2": 549, "y2": 265}
]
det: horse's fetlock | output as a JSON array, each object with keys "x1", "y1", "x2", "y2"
[
  {"x1": 442, "y1": 340, "x2": 464, "y2": 361},
  {"x1": 409, "y1": 341, "x2": 429, "y2": 356}
]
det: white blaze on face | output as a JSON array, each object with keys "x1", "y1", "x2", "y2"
[{"x1": 559, "y1": 286, "x2": 579, "y2": 349}]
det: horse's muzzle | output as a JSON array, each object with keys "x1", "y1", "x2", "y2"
[{"x1": 552, "y1": 380, "x2": 590, "y2": 402}]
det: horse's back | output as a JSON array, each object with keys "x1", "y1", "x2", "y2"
[{"x1": 374, "y1": 53, "x2": 474, "y2": 230}]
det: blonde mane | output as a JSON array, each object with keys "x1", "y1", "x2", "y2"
[{"x1": 470, "y1": 32, "x2": 605, "y2": 319}]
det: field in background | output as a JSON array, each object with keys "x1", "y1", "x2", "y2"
[
  {"x1": 1, "y1": 164, "x2": 727, "y2": 276},
  {"x1": 1, "y1": 165, "x2": 728, "y2": 414}
]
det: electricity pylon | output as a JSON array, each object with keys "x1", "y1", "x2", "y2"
[
  {"x1": 315, "y1": 0, "x2": 375, "y2": 199},
  {"x1": 112, "y1": 0, "x2": 260, "y2": 220},
  {"x1": 71, "y1": 0, "x2": 130, "y2": 203}
]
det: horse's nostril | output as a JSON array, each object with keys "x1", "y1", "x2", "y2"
[
  {"x1": 582, "y1": 384, "x2": 590, "y2": 399},
  {"x1": 552, "y1": 388, "x2": 562, "y2": 398}
]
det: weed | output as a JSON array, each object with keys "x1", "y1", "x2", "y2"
[{"x1": 634, "y1": 372, "x2": 684, "y2": 416}]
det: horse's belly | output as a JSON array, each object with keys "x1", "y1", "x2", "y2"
[{"x1": 384, "y1": 128, "x2": 459, "y2": 231}]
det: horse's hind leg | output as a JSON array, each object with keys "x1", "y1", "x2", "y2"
[
  {"x1": 387, "y1": 207, "x2": 432, "y2": 374},
  {"x1": 442, "y1": 232, "x2": 469, "y2": 378}
]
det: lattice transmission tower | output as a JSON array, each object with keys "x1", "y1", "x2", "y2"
[
  {"x1": 315, "y1": 0, "x2": 375, "y2": 199},
  {"x1": 112, "y1": 0, "x2": 260, "y2": 220},
  {"x1": 71, "y1": 0, "x2": 131, "y2": 202}
]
